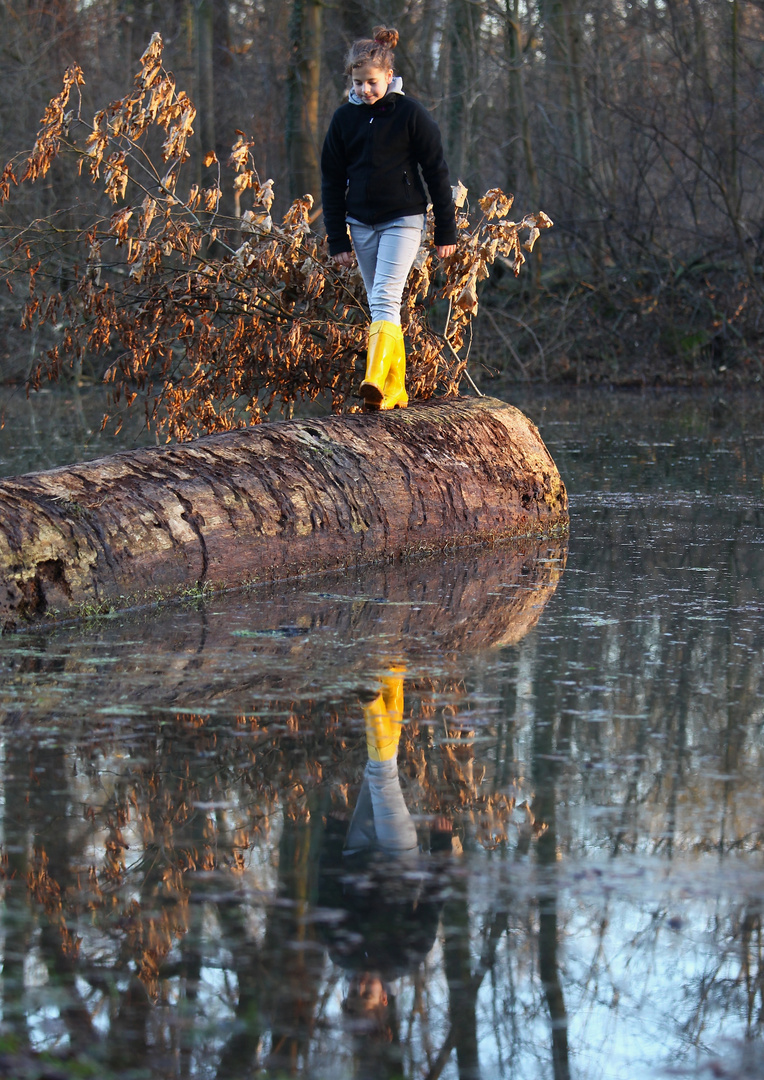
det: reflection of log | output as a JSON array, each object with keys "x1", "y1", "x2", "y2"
[
  {"x1": 11, "y1": 539, "x2": 566, "y2": 720},
  {"x1": 0, "y1": 397, "x2": 567, "y2": 628}
]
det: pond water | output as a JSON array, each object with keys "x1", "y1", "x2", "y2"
[{"x1": 0, "y1": 386, "x2": 762, "y2": 1080}]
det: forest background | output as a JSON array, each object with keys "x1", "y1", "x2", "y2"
[{"x1": 1, "y1": 0, "x2": 763, "y2": 394}]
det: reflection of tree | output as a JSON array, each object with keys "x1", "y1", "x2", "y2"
[
  {"x1": 260, "y1": 808, "x2": 324, "y2": 1076},
  {"x1": 2, "y1": 734, "x2": 33, "y2": 1048},
  {"x1": 532, "y1": 649, "x2": 571, "y2": 1080},
  {"x1": 535, "y1": 484, "x2": 764, "y2": 859},
  {"x1": 214, "y1": 893, "x2": 265, "y2": 1079},
  {"x1": 1, "y1": 493, "x2": 763, "y2": 1077},
  {"x1": 27, "y1": 740, "x2": 99, "y2": 1051},
  {"x1": 739, "y1": 907, "x2": 764, "y2": 1035},
  {"x1": 0, "y1": 640, "x2": 564, "y2": 1079},
  {"x1": 1, "y1": 675, "x2": 762, "y2": 1078}
]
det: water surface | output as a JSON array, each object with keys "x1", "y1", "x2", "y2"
[{"x1": 0, "y1": 387, "x2": 762, "y2": 1080}]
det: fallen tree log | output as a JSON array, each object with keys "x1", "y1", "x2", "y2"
[{"x1": 0, "y1": 396, "x2": 568, "y2": 629}]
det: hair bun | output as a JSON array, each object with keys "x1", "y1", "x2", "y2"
[{"x1": 372, "y1": 26, "x2": 399, "y2": 49}]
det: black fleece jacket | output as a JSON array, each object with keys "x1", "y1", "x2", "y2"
[{"x1": 321, "y1": 92, "x2": 457, "y2": 256}]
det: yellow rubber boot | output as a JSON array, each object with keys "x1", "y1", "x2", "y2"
[
  {"x1": 380, "y1": 325, "x2": 408, "y2": 410},
  {"x1": 364, "y1": 669, "x2": 405, "y2": 762},
  {"x1": 360, "y1": 320, "x2": 399, "y2": 411}
]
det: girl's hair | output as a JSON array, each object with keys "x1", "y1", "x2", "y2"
[{"x1": 345, "y1": 26, "x2": 399, "y2": 75}]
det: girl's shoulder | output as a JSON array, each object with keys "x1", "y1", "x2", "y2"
[
  {"x1": 397, "y1": 95, "x2": 438, "y2": 125},
  {"x1": 329, "y1": 100, "x2": 354, "y2": 122}
]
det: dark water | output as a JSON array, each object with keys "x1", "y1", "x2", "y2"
[{"x1": 0, "y1": 387, "x2": 762, "y2": 1080}]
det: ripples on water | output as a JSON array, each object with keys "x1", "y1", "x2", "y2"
[{"x1": 0, "y1": 387, "x2": 762, "y2": 1080}]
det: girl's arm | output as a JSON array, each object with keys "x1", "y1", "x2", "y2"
[{"x1": 320, "y1": 116, "x2": 353, "y2": 256}]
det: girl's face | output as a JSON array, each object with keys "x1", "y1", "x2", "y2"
[{"x1": 351, "y1": 62, "x2": 393, "y2": 105}]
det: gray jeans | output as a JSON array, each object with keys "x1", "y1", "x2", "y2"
[
  {"x1": 348, "y1": 214, "x2": 425, "y2": 325},
  {"x1": 343, "y1": 757, "x2": 419, "y2": 859}
]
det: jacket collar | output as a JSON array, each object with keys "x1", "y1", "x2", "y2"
[{"x1": 348, "y1": 76, "x2": 405, "y2": 106}]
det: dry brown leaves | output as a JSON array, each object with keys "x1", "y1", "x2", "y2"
[{"x1": 3, "y1": 35, "x2": 552, "y2": 441}]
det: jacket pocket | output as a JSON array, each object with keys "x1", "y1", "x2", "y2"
[{"x1": 402, "y1": 171, "x2": 412, "y2": 202}]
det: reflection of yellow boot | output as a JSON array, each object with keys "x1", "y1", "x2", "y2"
[
  {"x1": 364, "y1": 669, "x2": 405, "y2": 762},
  {"x1": 380, "y1": 669, "x2": 404, "y2": 722},
  {"x1": 360, "y1": 321, "x2": 407, "y2": 411}
]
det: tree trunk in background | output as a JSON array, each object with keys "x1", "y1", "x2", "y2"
[
  {"x1": 211, "y1": 0, "x2": 236, "y2": 220},
  {"x1": 194, "y1": 0, "x2": 215, "y2": 184},
  {"x1": 442, "y1": 0, "x2": 483, "y2": 190},
  {"x1": 213, "y1": 0, "x2": 232, "y2": 164},
  {"x1": 563, "y1": 0, "x2": 605, "y2": 281},
  {"x1": 286, "y1": 0, "x2": 322, "y2": 203},
  {"x1": 725, "y1": 0, "x2": 757, "y2": 291},
  {"x1": 413, "y1": 0, "x2": 441, "y2": 95},
  {"x1": 564, "y1": 1, "x2": 592, "y2": 200},
  {"x1": 540, "y1": 0, "x2": 604, "y2": 281},
  {"x1": 539, "y1": 0, "x2": 570, "y2": 145},
  {"x1": 538, "y1": 0, "x2": 574, "y2": 277},
  {"x1": 729, "y1": 0, "x2": 739, "y2": 219},
  {"x1": 0, "y1": 398, "x2": 568, "y2": 628},
  {"x1": 506, "y1": 0, "x2": 541, "y2": 288}
]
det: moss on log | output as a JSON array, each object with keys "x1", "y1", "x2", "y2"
[{"x1": 0, "y1": 396, "x2": 568, "y2": 629}]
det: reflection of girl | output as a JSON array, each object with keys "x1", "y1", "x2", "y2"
[
  {"x1": 319, "y1": 810, "x2": 453, "y2": 1059},
  {"x1": 317, "y1": 671, "x2": 453, "y2": 1061},
  {"x1": 321, "y1": 26, "x2": 457, "y2": 411}
]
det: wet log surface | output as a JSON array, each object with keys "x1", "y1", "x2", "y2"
[{"x1": 0, "y1": 396, "x2": 568, "y2": 628}]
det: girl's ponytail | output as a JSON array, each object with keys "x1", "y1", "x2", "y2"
[
  {"x1": 345, "y1": 26, "x2": 399, "y2": 74},
  {"x1": 372, "y1": 26, "x2": 399, "y2": 50}
]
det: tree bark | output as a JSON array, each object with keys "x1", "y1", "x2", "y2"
[
  {"x1": 442, "y1": 0, "x2": 483, "y2": 191},
  {"x1": 0, "y1": 396, "x2": 568, "y2": 629},
  {"x1": 506, "y1": 0, "x2": 539, "y2": 208},
  {"x1": 194, "y1": 0, "x2": 215, "y2": 185},
  {"x1": 286, "y1": 0, "x2": 322, "y2": 203}
]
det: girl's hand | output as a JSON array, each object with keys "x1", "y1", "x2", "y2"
[
  {"x1": 436, "y1": 245, "x2": 456, "y2": 259},
  {"x1": 333, "y1": 251, "x2": 354, "y2": 267}
]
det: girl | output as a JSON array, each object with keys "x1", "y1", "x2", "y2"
[{"x1": 321, "y1": 27, "x2": 457, "y2": 411}]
